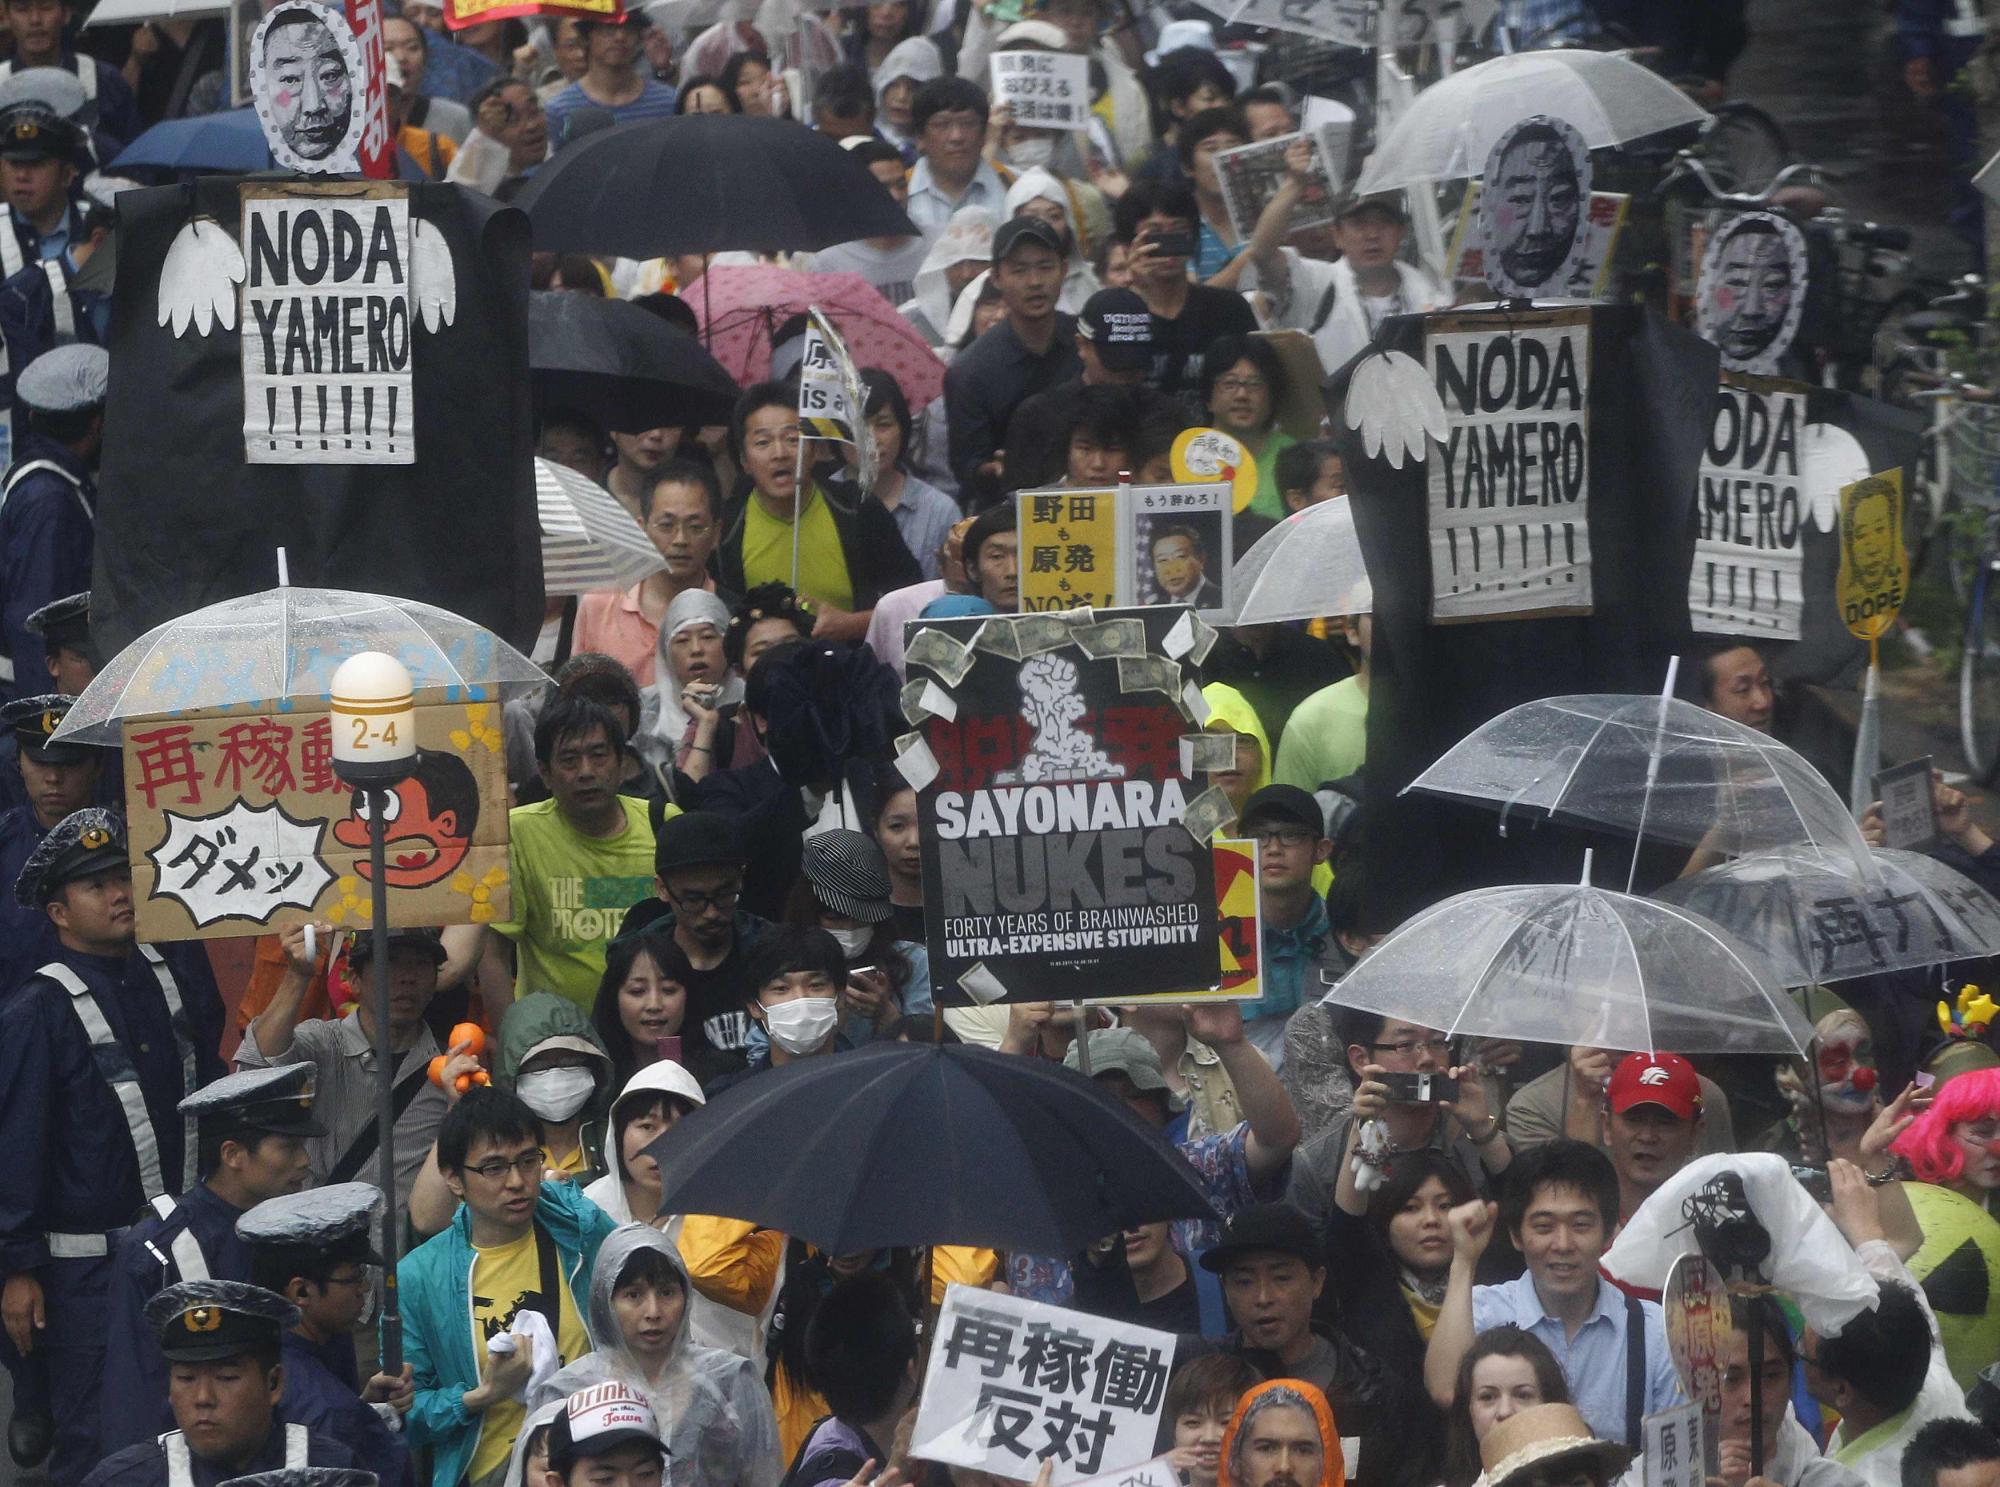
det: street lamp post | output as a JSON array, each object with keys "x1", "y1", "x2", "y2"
[{"x1": 329, "y1": 650, "x2": 418, "y2": 1375}]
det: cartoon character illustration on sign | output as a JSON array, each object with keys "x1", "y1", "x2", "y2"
[{"x1": 331, "y1": 749, "x2": 480, "y2": 888}]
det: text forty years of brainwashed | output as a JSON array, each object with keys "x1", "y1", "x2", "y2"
[{"x1": 940, "y1": 902, "x2": 1207, "y2": 957}]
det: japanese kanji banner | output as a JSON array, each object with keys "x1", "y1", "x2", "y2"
[
  {"x1": 988, "y1": 51, "x2": 1090, "y2": 131},
  {"x1": 798, "y1": 308, "x2": 877, "y2": 489},
  {"x1": 903, "y1": 606, "x2": 1231, "y2": 1006},
  {"x1": 444, "y1": 0, "x2": 619, "y2": 27},
  {"x1": 1425, "y1": 307, "x2": 1593, "y2": 622},
  {"x1": 1689, "y1": 375, "x2": 1808, "y2": 639},
  {"x1": 912, "y1": 1284, "x2": 1177, "y2": 1485},
  {"x1": 1021, "y1": 487, "x2": 1118, "y2": 612},
  {"x1": 1016, "y1": 484, "x2": 1234, "y2": 614},
  {"x1": 123, "y1": 697, "x2": 510, "y2": 939}
]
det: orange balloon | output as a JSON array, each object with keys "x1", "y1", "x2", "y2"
[{"x1": 427, "y1": 1054, "x2": 449, "y2": 1088}]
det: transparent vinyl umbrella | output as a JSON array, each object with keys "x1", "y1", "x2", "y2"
[
  {"x1": 1355, "y1": 49, "x2": 1711, "y2": 194},
  {"x1": 1654, "y1": 846, "x2": 2000, "y2": 987},
  {"x1": 1320, "y1": 864, "x2": 1812, "y2": 1055},
  {"x1": 1216, "y1": 496, "x2": 1373, "y2": 627},
  {"x1": 1406, "y1": 693, "x2": 1876, "y2": 873},
  {"x1": 53, "y1": 586, "x2": 548, "y2": 745},
  {"x1": 536, "y1": 458, "x2": 665, "y2": 597}
]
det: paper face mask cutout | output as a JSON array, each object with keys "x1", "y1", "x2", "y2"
[
  {"x1": 1477, "y1": 114, "x2": 1593, "y2": 301},
  {"x1": 1698, "y1": 211, "x2": 1809, "y2": 374},
  {"x1": 251, "y1": 1, "x2": 364, "y2": 174}
]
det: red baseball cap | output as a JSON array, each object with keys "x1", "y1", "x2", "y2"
[{"x1": 1607, "y1": 1052, "x2": 1702, "y2": 1120}]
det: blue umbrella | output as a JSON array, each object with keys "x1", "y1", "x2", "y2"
[{"x1": 112, "y1": 108, "x2": 271, "y2": 173}]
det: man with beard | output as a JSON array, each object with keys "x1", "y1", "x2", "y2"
[
  {"x1": 260, "y1": 8, "x2": 356, "y2": 166},
  {"x1": 1487, "y1": 122, "x2": 1582, "y2": 294},
  {"x1": 1222, "y1": 1377, "x2": 1346, "y2": 1487},
  {"x1": 1707, "y1": 217, "x2": 1800, "y2": 367}
]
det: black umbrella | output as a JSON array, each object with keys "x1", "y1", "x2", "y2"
[
  {"x1": 643, "y1": 1043, "x2": 1219, "y2": 1258},
  {"x1": 511, "y1": 114, "x2": 919, "y2": 258},
  {"x1": 528, "y1": 291, "x2": 740, "y2": 434}
]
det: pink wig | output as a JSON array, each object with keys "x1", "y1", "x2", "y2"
[{"x1": 1892, "y1": 1066, "x2": 2000, "y2": 1183}]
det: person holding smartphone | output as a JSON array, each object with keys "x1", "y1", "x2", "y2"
[{"x1": 1111, "y1": 177, "x2": 1257, "y2": 409}]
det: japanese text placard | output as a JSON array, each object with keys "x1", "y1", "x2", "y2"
[{"x1": 990, "y1": 51, "x2": 1090, "y2": 130}]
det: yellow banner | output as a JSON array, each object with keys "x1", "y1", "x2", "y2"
[
  {"x1": 1019, "y1": 486, "x2": 1117, "y2": 611},
  {"x1": 1836, "y1": 468, "x2": 1907, "y2": 641}
]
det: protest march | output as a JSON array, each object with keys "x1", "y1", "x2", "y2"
[{"x1": 12, "y1": 6, "x2": 2000, "y2": 1487}]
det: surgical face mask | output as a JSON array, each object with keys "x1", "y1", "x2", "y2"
[
  {"x1": 1009, "y1": 136, "x2": 1055, "y2": 168},
  {"x1": 765, "y1": 996, "x2": 840, "y2": 1055},
  {"x1": 517, "y1": 1066, "x2": 597, "y2": 1122},
  {"x1": 826, "y1": 925, "x2": 873, "y2": 959}
]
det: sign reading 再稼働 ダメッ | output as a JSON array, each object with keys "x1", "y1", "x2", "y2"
[
  {"x1": 240, "y1": 185, "x2": 415, "y2": 464},
  {"x1": 1425, "y1": 307, "x2": 1592, "y2": 621}
]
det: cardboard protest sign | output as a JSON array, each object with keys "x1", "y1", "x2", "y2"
[
  {"x1": 904, "y1": 607, "x2": 1227, "y2": 1006},
  {"x1": 249, "y1": 1, "x2": 365, "y2": 175},
  {"x1": 1425, "y1": 307, "x2": 1593, "y2": 621},
  {"x1": 1478, "y1": 115, "x2": 1593, "y2": 301},
  {"x1": 1697, "y1": 212, "x2": 1808, "y2": 376},
  {"x1": 913, "y1": 1283, "x2": 1177, "y2": 1485},
  {"x1": 1690, "y1": 375, "x2": 1808, "y2": 638},
  {"x1": 124, "y1": 696, "x2": 510, "y2": 939},
  {"x1": 1021, "y1": 487, "x2": 1118, "y2": 612},
  {"x1": 1643, "y1": 1405, "x2": 1705, "y2": 1487},
  {"x1": 1062, "y1": 1457, "x2": 1178, "y2": 1487},
  {"x1": 446, "y1": 0, "x2": 618, "y2": 25},
  {"x1": 1450, "y1": 184, "x2": 1626, "y2": 300},
  {"x1": 1836, "y1": 469, "x2": 1907, "y2": 640},
  {"x1": 1214, "y1": 127, "x2": 1354, "y2": 244},
  {"x1": 1018, "y1": 485, "x2": 1235, "y2": 614},
  {"x1": 798, "y1": 307, "x2": 877, "y2": 490},
  {"x1": 1874, "y1": 756, "x2": 1942, "y2": 852},
  {"x1": 241, "y1": 183, "x2": 416, "y2": 464},
  {"x1": 989, "y1": 51, "x2": 1090, "y2": 131}
]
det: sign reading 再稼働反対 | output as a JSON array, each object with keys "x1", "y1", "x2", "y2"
[
  {"x1": 989, "y1": 50, "x2": 1091, "y2": 131},
  {"x1": 1690, "y1": 375, "x2": 1808, "y2": 639},
  {"x1": 124, "y1": 696, "x2": 509, "y2": 939},
  {"x1": 1424, "y1": 307, "x2": 1592, "y2": 621},
  {"x1": 240, "y1": 184, "x2": 415, "y2": 464},
  {"x1": 912, "y1": 1284, "x2": 1179, "y2": 1486}
]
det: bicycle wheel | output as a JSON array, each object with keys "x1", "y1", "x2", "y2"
[
  {"x1": 1696, "y1": 104, "x2": 1792, "y2": 195},
  {"x1": 1961, "y1": 554, "x2": 2000, "y2": 781}
]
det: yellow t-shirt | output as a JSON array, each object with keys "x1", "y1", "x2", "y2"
[
  {"x1": 742, "y1": 487, "x2": 855, "y2": 614},
  {"x1": 467, "y1": 1227, "x2": 591, "y2": 1481}
]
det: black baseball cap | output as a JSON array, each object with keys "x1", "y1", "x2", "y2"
[
  {"x1": 1077, "y1": 287, "x2": 1155, "y2": 374},
  {"x1": 1238, "y1": 784, "x2": 1325, "y2": 838},
  {"x1": 1199, "y1": 1203, "x2": 1323, "y2": 1273},
  {"x1": 993, "y1": 216, "x2": 1066, "y2": 263}
]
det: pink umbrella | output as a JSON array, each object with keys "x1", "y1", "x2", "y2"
[{"x1": 691, "y1": 265, "x2": 947, "y2": 408}]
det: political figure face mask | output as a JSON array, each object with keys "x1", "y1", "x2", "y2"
[
  {"x1": 1478, "y1": 114, "x2": 1592, "y2": 300},
  {"x1": 251, "y1": 1, "x2": 365, "y2": 174},
  {"x1": 1697, "y1": 212, "x2": 1809, "y2": 375}
]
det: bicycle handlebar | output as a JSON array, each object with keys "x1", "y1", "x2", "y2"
[{"x1": 1659, "y1": 153, "x2": 1825, "y2": 206}]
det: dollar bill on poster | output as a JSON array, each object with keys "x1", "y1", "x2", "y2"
[
  {"x1": 1425, "y1": 308, "x2": 1592, "y2": 621},
  {"x1": 1690, "y1": 376, "x2": 1807, "y2": 638},
  {"x1": 1122, "y1": 483, "x2": 1232, "y2": 614},
  {"x1": 1696, "y1": 211, "x2": 1808, "y2": 376},
  {"x1": 913, "y1": 1284, "x2": 1177, "y2": 1485},
  {"x1": 248, "y1": 0, "x2": 365, "y2": 175},
  {"x1": 798, "y1": 307, "x2": 878, "y2": 489},
  {"x1": 240, "y1": 184, "x2": 417, "y2": 463},
  {"x1": 908, "y1": 606, "x2": 1221, "y2": 1005},
  {"x1": 1214, "y1": 125, "x2": 1354, "y2": 244},
  {"x1": 124, "y1": 694, "x2": 511, "y2": 939},
  {"x1": 989, "y1": 50, "x2": 1090, "y2": 130},
  {"x1": 1478, "y1": 114, "x2": 1593, "y2": 302}
]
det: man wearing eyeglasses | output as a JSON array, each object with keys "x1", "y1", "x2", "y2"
[
  {"x1": 574, "y1": 460, "x2": 725, "y2": 688},
  {"x1": 617, "y1": 810, "x2": 769, "y2": 1083},
  {"x1": 399, "y1": 1085, "x2": 618, "y2": 1487},
  {"x1": 1233, "y1": 785, "x2": 1340, "y2": 1068}
]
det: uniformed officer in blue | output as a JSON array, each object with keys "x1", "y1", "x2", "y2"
[
  {"x1": 0, "y1": 5, "x2": 142, "y2": 147},
  {"x1": 80, "y1": 1281, "x2": 361, "y2": 1487},
  {"x1": 239, "y1": 1184, "x2": 415, "y2": 1487},
  {"x1": 0, "y1": 692, "x2": 106, "y2": 984},
  {"x1": 0, "y1": 805, "x2": 226, "y2": 1483},
  {"x1": 0, "y1": 77, "x2": 109, "y2": 405},
  {"x1": 0, "y1": 343, "x2": 106, "y2": 706},
  {"x1": 101, "y1": 1065, "x2": 323, "y2": 1459},
  {"x1": 25, "y1": 590, "x2": 95, "y2": 695}
]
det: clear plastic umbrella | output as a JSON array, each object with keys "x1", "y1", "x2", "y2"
[
  {"x1": 53, "y1": 586, "x2": 548, "y2": 745},
  {"x1": 1320, "y1": 861, "x2": 1812, "y2": 1054},
  {"x1": 1355, "y1": 50, "x2": 1712, "y2": 194},
  {"x1": 1653, "y1": 846, "x2": 2000, "y2": 987},
  {"x1": 1406, "y1": 693, "x2": 1875, "y2": 872},
  {"x1": 536, "y1": 458, "x2": 664, "y2": 597},
  {"x1": 1215, "y1": 497, "x2": 1373, "y2": 627}
]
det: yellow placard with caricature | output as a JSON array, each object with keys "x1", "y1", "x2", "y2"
[
  {"x1": 1836, "y1": 468, "x2": 1908, "y2": 641},
  {"x1": 1171, "y1": 428, "x2": 1258, "y2": 513}
]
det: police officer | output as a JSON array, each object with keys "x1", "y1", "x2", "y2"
[
  {"x1": 25, "y1": 591, "x2": 96, "y2": 694},
  {"x1": 0, "y1": 692, "x2": 105, "y2": 973},
  {"x1": 0, "y1": 806, "x2": 226, "y2": 1483},
  {"x1": 0, "y1": 343, "x2": 105, "y2": 705},
  {"x1": 239, "y1": 1184, "x2": 415, "y2": 1487},
  {"x1": 0, "y1": 0, "x2": 142, "y2": 144},
  {"x1": 100, "y1": 1065, "x2": 323, "y2": 1458},
  {"x1": 80, "y1": 1281, "x2": 361, "y2": 1487}
]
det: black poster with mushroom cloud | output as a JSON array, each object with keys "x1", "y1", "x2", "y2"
[{"x1": 91, "y1": 175, "x2": 541, "y2": 657}]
